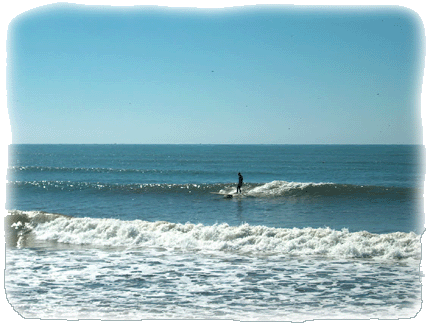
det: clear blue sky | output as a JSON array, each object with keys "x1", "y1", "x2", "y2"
[{"x1": 7, "y1": 3, "x2": 425, "y2": 144}]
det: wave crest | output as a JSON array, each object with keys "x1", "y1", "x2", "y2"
[
  {"x1": 9, "y1": 180, "x2": 415, "y2": 199},
  {"x1": 246, "y1": 180, "x2": 330, "y2": 197},
  {"x1": 7, "y1": 211, "x2": 421, "y2": 261}
]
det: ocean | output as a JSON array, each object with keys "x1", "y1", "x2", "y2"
[{"x1": 4, "y1": 144, "x2": 425, "y2": 320}]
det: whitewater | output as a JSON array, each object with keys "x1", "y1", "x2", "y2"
[
  {"x1": 5, "y1": 211, "x2": 423, "y2": 321},
  {"x1": 5, "y1": 144, "x2": 425, "y2": 320},
  {"x1": 7, "y1": 210, "x2": 421, "y2": 260}
]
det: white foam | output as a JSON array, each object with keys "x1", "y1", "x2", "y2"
[
  {"x1": 21, "y1": 212, "x2": 421, "y2": 261},
  {"x1": 246, "y1": 180, "x2": 330, "y2": 196},
  {"x1": 216, "y1": 180, "x2": 332, "y2": 197},
  {"x1": 5, "y1": 245, "x2": 422, "y2": 320}
]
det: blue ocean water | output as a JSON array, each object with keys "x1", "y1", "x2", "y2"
[
  {"x1": 4, "y1": 144, "x2": 425, "y2": 320},
  {"x1": 6, "y1": 144, "x2": 424, "y2": 233}
]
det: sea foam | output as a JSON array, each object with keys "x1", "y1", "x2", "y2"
[{"x1": 8, "y1": 210, "x2": 421, "y2": 261}]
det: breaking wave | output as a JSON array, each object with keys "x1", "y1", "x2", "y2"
[
  {"x1": 8, "y1": 180, "x2": 416, "y2": 199},
  {"x1": 6, "y1": 210, "x2": 421, "y2": 261}
]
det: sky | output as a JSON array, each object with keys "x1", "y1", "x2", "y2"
[{"x1": 5, "y1": 3, "x2": 426, "y2": 144}]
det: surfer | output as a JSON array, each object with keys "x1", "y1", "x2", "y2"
[{"x1": 237, "y1": 172, "x2": 243, "y2": 193}]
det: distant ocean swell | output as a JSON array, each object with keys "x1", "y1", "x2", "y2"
[
  {"x1": 8, "y1": 180, "x2": 417, "y2": 198},
  {"x1": 10, "y1": 165, "x2": 220, "y2": 176},
  {"x1": 6, "y1": 210, "x2": 421, "y2": 261}
]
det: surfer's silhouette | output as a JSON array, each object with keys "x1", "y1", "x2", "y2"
[{"x1": 237, "y1": 172, "x2": 243, "y2": 193}]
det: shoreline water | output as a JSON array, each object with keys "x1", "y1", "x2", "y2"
[{"x1": 5, "y1": 211, "x2": 423, "y2": 321}]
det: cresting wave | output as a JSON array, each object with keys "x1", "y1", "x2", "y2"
[
  {"x1": 6, "y1": 210, "x2": 421, "y2": 261},
  {"x1": 8, "y1": 180, "x2": 416, "y2": 198}
]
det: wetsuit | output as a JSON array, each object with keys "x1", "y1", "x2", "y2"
[{"x1": 237, "y1": 173, "x2": 243, "y2": 193}]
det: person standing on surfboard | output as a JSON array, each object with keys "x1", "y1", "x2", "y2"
[{"x1": 237, "y1": 172, "x2": 243, "y2": 193}]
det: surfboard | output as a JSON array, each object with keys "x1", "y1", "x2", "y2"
[{"x1": 210, "y1": 192, "x2": 241, "y2": 198}]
